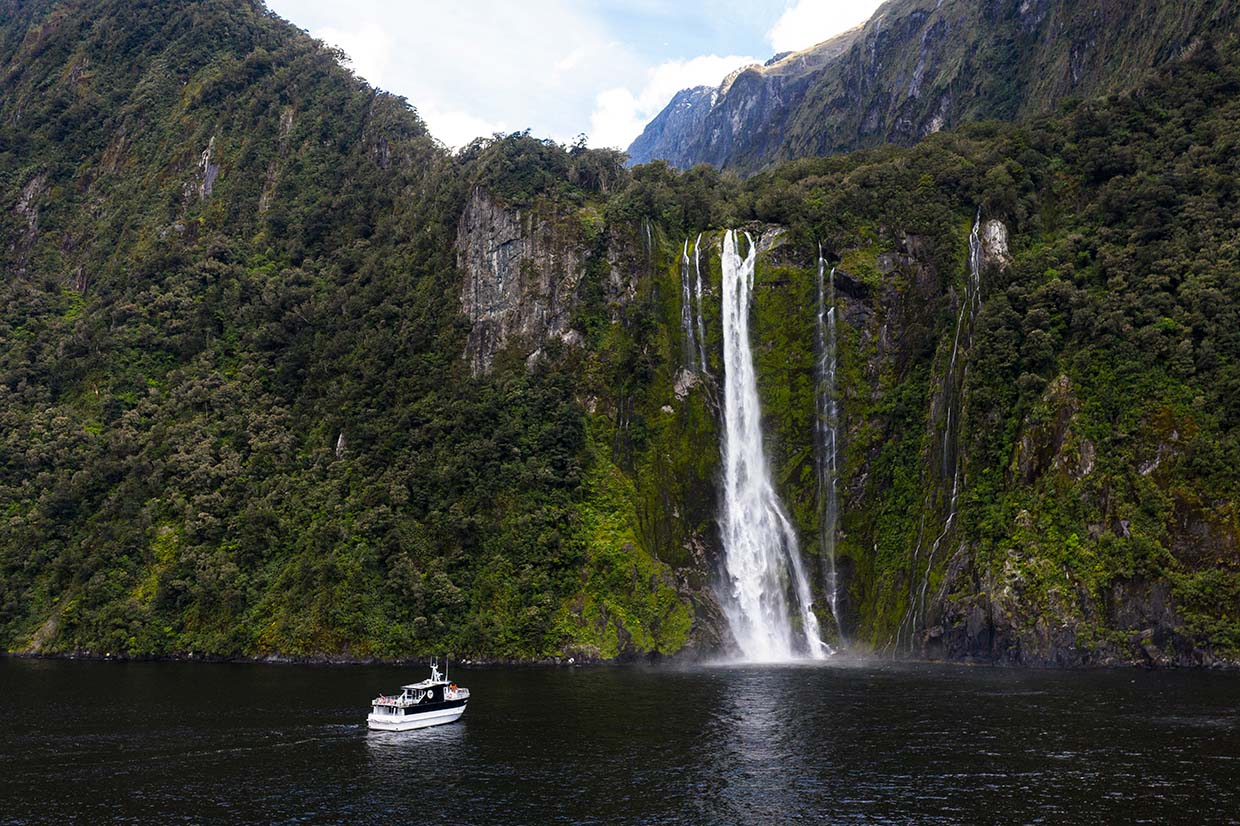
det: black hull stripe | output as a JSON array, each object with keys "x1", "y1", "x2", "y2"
[{"x1": 372, "y1": 698, "x2": 467, "y2": 715}]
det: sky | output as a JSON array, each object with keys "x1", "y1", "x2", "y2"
[{"x1": 264, "y1": 1, "x2": 885, "y2": 150}]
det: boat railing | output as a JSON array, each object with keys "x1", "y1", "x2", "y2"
[
  {"x1": 372, "y1": 686, "x2": 469, "y2": 707},
  {"x1": 372, "y1": 691, "x2": 424, "y2": 707},
  {"x1": 372, "y1": 697, "x2": 410, "y2": 708}
]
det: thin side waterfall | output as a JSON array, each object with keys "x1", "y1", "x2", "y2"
[
  {"x1": 693, "y1": 233, "x2": 708, "y2": 372},
  {"x1": 898, "y1": 212, "x2": 984, "y2": 651},
  {"x1": 719, "y1": 230, "x2": 826, "y2": 661},
  {"x1": 815, "y1": 252, "x2": 843, "y2": 642},
  {"x1": 680, "y1": 239, "x2": 700, "y2": 368}
]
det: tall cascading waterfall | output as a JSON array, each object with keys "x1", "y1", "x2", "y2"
[
  {"x1": 897, "y1": 212, "x2": 984, "y2": 651},
  {"x1": 719, "y1": 230, "x2": 826, "y2": 661},
  {"x1": 693, "y1": 233, "x2": 708, "y2": 372},
  {"x1": 680, "y1": 239, "x2": 700, "y2": 368},
  {"x1": 814, "y1": 251, "x2": 843, "y2": 642}
]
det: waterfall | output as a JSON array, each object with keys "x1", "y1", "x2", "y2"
[
  {"x1": 815, "y1": 252, "x2": 843, "y2": 642},
  {"x1": 680, "y1": 239, "x2": 700, "y2": 368},
  {"x1": 899, "y1": 212, "x2": 983, "y2": 651},
  {"x1": 693, "y1": 233, "x2": 708, "y2": 372},
  {"x1": 719, "y1": 230, "x2": 826, "y2": 661}
]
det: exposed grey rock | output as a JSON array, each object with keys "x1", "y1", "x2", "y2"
[
  {"x1": 981, "y1": 219, "x2": 1012, "y2": 269},
  {"x1": 198, "y1": 136, "x2": 220, "y2": 199},
  {"x1": 625, "y1": 86, "x2": 715, "y2": 169},
  {"x1": 605, "y1": 223, "x2": 644, "y2": 320},
  {"x1": 754, "y1": 226, "x2": 786, "y2": 255},
  {"x1": 626, "y1": 25, "x2": 858, "y2": 172},
  {"x1": 673, "y1": 368, "x2": 700, "y2": 401},
  {"x1": 627, "y1": 0, "x2": 1237, "y2": 176},
  {"x1": 456, "y1": 187, "x2": 586, "y2": 375},
  {"x1": 9, "y1": 172, "x2": 46, "y2": 273}
]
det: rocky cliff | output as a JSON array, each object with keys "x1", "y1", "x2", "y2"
[
  {"x1": 457, "y1": 188, "x2": 586, "y2": 374},
  {"x1": 627, "y1": 0, "x2": 1240, "y2": 175},
  {"x1": 2, "y1": 0, "x2": 1238, "y2": 667},
  {"x1": 625, "y1": 87, "x2": 716, "y2": 174}
]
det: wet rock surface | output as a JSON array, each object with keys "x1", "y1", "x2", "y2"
[{"x1": 456, "y1": 187, "x2": 587, "y2": 375}]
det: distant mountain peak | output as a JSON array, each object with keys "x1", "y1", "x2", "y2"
[{"x1": 627, "y1": 0, "x2": 1240, "y2": 175}]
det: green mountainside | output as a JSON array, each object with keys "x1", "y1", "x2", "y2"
[
  {"x1": 1, "y1": 0, "x2": 1238, "y2": 665},
  {"x1": 628, "y1": 0, "x2": 1240, "y2": 176}
]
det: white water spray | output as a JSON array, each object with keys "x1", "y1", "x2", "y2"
[
  {"x1": 719, "y1": 230, "x2": 826, "y2": 661},
  {"x1": 680, "y1": 239, "x2": 700, "y2": 368},
  {"x1": 815, "y1": 251, "x2": 843, "y2": 642},
  {"x1": 693, "y1": 233, "x2": 708, "y2": 372}
]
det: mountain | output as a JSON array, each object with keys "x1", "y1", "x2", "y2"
[
  {"x1": 2, "y1": 0, "x2": 1239, "y2": 667},
  {"x1": 624, "y1": 85, "x2": 716, "y2": 173},
  {"x1": 627, "y1": 0, "x2": 1240, "y2": 175}
]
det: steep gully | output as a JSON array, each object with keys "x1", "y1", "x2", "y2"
[
  {"x1": 815, "y1": 249, "x2": 843, "y2": 644},
  {"x1": 895, "y1": 212, "x2": 983, "y2": 653}
]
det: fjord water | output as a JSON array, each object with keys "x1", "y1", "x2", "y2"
[
  {"x1": 719, "y1": 230, "x2": 823, "y2": 661},
  {"x1": 3, "y1": 658, "x2": 1239, "y2": 824}
]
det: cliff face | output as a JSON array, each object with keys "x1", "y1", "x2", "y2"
[
  {"x1": 2, "y1": 0, "x2": 1239, "y2": 667},
  {"x1": 624, "y1": 87, "x2": 716, "y2": 173},
  {"x1": 456, "y1": 188, "x2": 586, "y2": 375},
  {"x1": 732, "y1": 205, "x2": 1238, "y2": 668},
  {"x1": 627, "y1": 0, "x2": 1240, "y2": 175}
]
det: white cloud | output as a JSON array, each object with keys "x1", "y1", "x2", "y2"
[
  {"x1": 271, "y1": 1, "x2": 856, "y2": 151},
  {"x1": 270, "y1": 0, "x2": 645, "y2": 147},
  {"x1": 312, "y1": 21, "x2": 504, "y2": 148},
  {"x1": 417, "y1": 105, "x2": 508, "y2": 150},
  {"x1": 589, "y1": 53, "x2": 759, "y2": 149},
  {"x1": 552, "y1": 47, "x2": 589, "y2": 81},
  {"x1": 312, "y1": 23, "x2": 393, "y2": 88},
  {"x1": 767, "y1": 0, "x2": 884, "y2": 53}
]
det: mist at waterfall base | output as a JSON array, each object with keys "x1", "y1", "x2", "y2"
[
  {"x1": 4, "y1": 658, "x2": 1238, "y2": 825},
  {"x1": 718, "y1": 230, "x2": 825, "y2": 662}
]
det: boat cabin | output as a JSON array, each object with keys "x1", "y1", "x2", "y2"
[
  {"x1": 370, "y1": 663, "x2": 468, "y2": 720},
  {"x1": 367, "y1": 661, "x2": 469, "y2": 730}
]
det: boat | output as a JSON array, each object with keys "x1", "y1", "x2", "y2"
[{"x1": 367, "y1": 660, "x2": 470, "y2": 731}]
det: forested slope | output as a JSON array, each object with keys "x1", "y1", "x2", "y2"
[{"x1": 1, "y1": 0, "x2": 1237, "y2": 665}]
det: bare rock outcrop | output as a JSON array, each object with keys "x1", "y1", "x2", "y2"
[
  {"x1": 9, "y1": 172, "x2": 47, "y2": 274},
  {"x1": 981, "y1": 219, "x2": 1012, "y2": 270},
  {"x1": 456, "y1": 187, "x2": 588, "y2": 375}
]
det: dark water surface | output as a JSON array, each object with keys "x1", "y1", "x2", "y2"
[{"x1": 1, "y1": 657, "x2": 1237, "y2": 824}]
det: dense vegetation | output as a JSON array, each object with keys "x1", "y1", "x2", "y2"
[{"x1": 1, "y1": 0, "x2": 1237, "y2": 664}]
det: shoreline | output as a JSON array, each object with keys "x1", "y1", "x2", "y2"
[
  {"x1": 0, "y1": 649, "x2": 617, "y2": 668},
  {"x1": 5, "y1": 648, "x2": 1237, "y2": 671}
]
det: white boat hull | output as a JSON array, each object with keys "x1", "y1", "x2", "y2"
[{"x1": 367, "y1": 703, "x2": 467, "y2": 731}]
